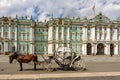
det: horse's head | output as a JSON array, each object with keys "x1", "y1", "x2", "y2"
[{"x1": 9, "y1": 52, "x2": 18, "y2": 63}]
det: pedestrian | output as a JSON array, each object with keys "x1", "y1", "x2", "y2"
[{"x1": 110, "y1": 53, "x2": 113, "y2": 57}]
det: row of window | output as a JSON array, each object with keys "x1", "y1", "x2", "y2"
[
  {"x1": 19, "y1": 44, "x2": 29, "y2": 53},
  {"x1": 0, "y1": 26, "x2": 16, "y2": 32},
  {"x1": 18, "y1": 33, "x2": 30, "y2": 41},
  {"x1": 34, "y1": 34, "x2": 48, "y2": 41},
  {"x1": 52, "y1": 26, "x2": 120, "y2": 33},
  {"x1": 35, "y1": 44, "x2": 47, "y2": 53},
  {"x1": 0, "y1": 25, "x2": 31, "y2": 32},
  {"x1": 0, "y1": 32, "x2": 15, "y2": 39}
]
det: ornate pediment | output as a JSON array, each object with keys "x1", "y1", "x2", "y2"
[{"x1": 90, "y1": 12, "x2": 110, "y2": 23}]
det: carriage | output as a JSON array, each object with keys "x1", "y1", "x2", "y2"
[{"x1": 48, "y1": 46, "x2": 86, "y2": 71}]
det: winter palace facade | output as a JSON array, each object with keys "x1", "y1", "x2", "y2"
[{"x1": 0, "y1": 12, "x2": 120, "y2": 55}]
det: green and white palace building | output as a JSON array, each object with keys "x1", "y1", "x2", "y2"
[{"x1": 0, "y1": 12, "x2": 120, "y2": 55}]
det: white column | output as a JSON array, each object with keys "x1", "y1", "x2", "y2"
[
  {"x1": 67, "y1": 27, "x2": 70, "y2": 41},
  {"x1": 106, "y1": 44, "x2": 110, "y2": 55},
  {"x1": 61, "y1": 26, "x2": 64, "y2": 46},
  {"x1": 30, "y1": 28, "x2": 34, "y2": 41},
  {"x1": 91, "y1": 45, "x2": 94, "y2": 55},
  {"x1": 9, "y1": 26, "x2": 11, "y2": 39},
  {"x1": 30, "y1": 27, "x2": 34, "y2": 54},
  {"x1": 14, "y1": 42, "x2": 17, "y2": 52},
  {"x1": 1, "y1": 26, "x2": 3, "y2": 38},
  {"x1": 67, "y1": 26, "x2": 70, "y2": 47},
  {"x1": 114, "y1": 27, "x2": 117, "y2": 40},
  {"x1": 48, "y1": 26, "x2": 53, "y2": 55},
  {"x1": 55, "y1": 26, "x2": 58, "y2": 50},
  {"x1": 14, "y1": 25, "x2": 18, "y2": 52},
  {"x1": 97, "y1": 28, "x2": 99, "y2": 40},
  {"x1": 4, "y1": 42, "x2": 8, "y2": 53},
  {"x1": 104, "y1": 44, "x2": 107, "y2": 55},
  {"x1": 82, "y1": 43, "x2": 87, "y2": 55},
  {"x1": 15, "y1": 26, "x2": 17, "y2": 40},
  {"x1": 92, "y1": 44, "x2": 96, "y2": 55},
  {"x1": 82, "y1": 26, "x2": 86, "y2": 41},
  {"x1": 91, "y1": 26, "x2": 95, "y2": 41},
  {"x1": 94, "y1": 44, "x2": 97, "y2": 55},
  {"x1": 61, "y1": 26, "x2": 64, "y2": 40},
  {"x1": 32, "y1": 27, "x2": 34, "y2": 54},
  {"x1": 30, "y1": 43, "x2": 34, "y2": 54},
  {"x1": 101, "y1": 27, "x2": 104, "y2": 40},
  {"x1": 48, "y1": 27, "x2": 52, "y2": 40},
  {"x1": 85, "y1": 27, "x2": 87, "y2": 40},
  {"x1": 106, "y1": 25, "x2": 110, "y2": 41},
  {"x1": 67, "y1": 44, "x2": 70, "y2": 47},
  {"x1": 84, "y1": 44, "x2": 87, "y2": 55},
  {"x1": 114, "y1": 44, "x2": 118, "y2": 55},
  {"x1": 112, "y1": 28, "x2": 115, "y2": 40}
]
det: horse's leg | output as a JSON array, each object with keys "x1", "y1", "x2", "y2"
[
  {"x1": 19, "y1": 62, "x2": 23, "y2": 71},
  {"x1": 34, "y1": 62, "x2": 37, "y2": 70}
]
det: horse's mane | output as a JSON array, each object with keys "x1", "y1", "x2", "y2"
[{"x1": 9, "y1": 52, "x2": 22, "y2": 56}]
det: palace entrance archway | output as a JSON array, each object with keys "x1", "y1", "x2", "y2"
[
  {"x1": 87, "y1": 43, "x2": 92, "y2": 55},
  {"x1": 97, "y1": 43, "x2": 104, "y2": 55}
]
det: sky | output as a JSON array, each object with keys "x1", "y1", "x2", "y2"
[{"x1": 0, "y1": 0, "x2": 120, "y2": 21}]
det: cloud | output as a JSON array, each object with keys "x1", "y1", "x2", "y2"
[
  {"x1": 0, "y1": 0, "x2": 119, "y2": 21},
  {"x1": 102, "y1": 3, "x2": 120, "y2": 19}
]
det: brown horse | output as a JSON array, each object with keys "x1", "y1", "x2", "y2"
[{"x1": 9, "y1": 52, "x2": 38, "y2": 71}]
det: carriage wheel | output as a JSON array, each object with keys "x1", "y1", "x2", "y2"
[
  {"x1": 73, "y1": 58, "x2": 86, "y2": 71},
  {"x1": 73, "y1": 60, "x2": 80, "y2": 71}
]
